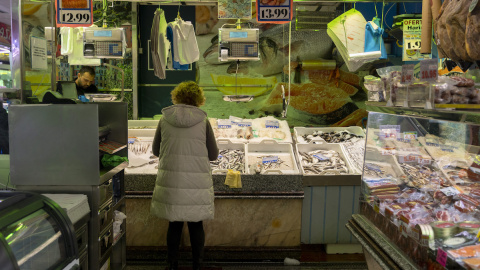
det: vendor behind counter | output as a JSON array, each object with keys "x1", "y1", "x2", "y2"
[{"x1": 56, "y1": 66, "x2": 98, "y2": 97}]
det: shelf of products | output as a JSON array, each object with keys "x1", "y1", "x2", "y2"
[{"x1": 352, "y1": 109, "x2": 480, "y2": 269}]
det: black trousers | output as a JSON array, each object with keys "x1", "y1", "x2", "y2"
[{"x1": 167, "y1": 221, "x2": 205, "y2": 266}]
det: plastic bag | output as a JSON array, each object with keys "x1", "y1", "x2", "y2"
[{"x1": 101, "y1": 154, "x2": 128, "y2": 168}]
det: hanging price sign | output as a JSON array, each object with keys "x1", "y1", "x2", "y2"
[
  {"x1": 257, "y1": 0, "x2": 293, "y2": 23},
  {"x1": 420, "y1": 59, "x2": 438, "y2": 82},
  {"x1": 401, "y1": 64, "x2": 415, "y2": 84},
  {"x1": 56, "y1": 0, "x2": 93, "y2": 27},
  {"x1": 403, "y1": 19, "x2": 430, "y2": 61}
]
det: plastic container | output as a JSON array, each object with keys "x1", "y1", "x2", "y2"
[
  {"x1": 246, "y1": 140, "x2": 299, "y2": 174},
  {"x1": 293, "y1": 126, "x2": 365, "y2": 144},
  {"x1": 211, "y1": 139, "x2": 248, "y2": 174},
  {"x1": 295, "y1": 143, "x2": 358, "y2": 176}
]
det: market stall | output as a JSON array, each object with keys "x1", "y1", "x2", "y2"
[{"x1": 349, "y1": 105, "x2": 480, "y2": 270}]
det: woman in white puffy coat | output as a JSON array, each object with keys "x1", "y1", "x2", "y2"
[{"x1": 150, "y1": 81, "x2": 219, "y2": 270}]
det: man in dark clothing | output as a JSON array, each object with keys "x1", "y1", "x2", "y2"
[{"x1": 57, "y1": 66, "x2": 98, "y2": 97}]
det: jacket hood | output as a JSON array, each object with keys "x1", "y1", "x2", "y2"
[{"x1": 161, "y1": 104, "x2": 206, "y2": 128}]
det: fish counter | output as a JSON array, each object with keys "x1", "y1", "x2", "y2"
[{"x1": 124, "y1": 119, "x2": 365, "y2": 255}]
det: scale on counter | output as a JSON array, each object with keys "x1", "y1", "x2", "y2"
[
  {"x1": 218, "y1": 22, "x2": 260, "y2": 103},
  {"x1": 83, "y1": 28, "x2": 125, "y2": 59}
]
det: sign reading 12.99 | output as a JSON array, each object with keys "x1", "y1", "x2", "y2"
[
  {"x1": 257, "y1": 0, "x2": 293, "y2": 23},
  {"x1": 56, "y1": 0, "x2": 93, "y2": 27}
]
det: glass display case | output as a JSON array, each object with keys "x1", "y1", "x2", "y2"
[
  {"x1": 0, "y1": 191, "x2": 78, "y2": 270},
  {"x1": 349, "y1": 107, "x2": 480, "y2": 269}
]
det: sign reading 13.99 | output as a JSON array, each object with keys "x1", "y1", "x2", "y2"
[
  {"x1": 56, "y1": 0, "x2": 93, "y2": 27},
  {"x1": 257, "y1": 0, "x2": 293, "y2": 23}
]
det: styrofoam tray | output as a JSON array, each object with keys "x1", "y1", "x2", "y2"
[
  {"x1": 212, "y1": 116, "x2": 293, "y2": 144},
  {"x1": 246, "y1": 140, "x2": 299, "y2": 174},
  {"x1": 363, "y1": 147, "x2": 405, "y2": 183},
  {"x1": 296, "y1": 143, "x2": 358, "y2": 176},
  {"x1": 294, "y1": 126, "x2": 365, "y2": 144},
  {"x1": 128, "y1": 120, "x2": 159, "y2": 137},
  {"x1": 211, "y1": 139, "x2": 248, "y2": 174}
]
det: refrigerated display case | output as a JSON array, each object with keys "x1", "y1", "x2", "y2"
[
  {"x1": 0, "y1": 191, "x2": 78, "y2": 270},
  {"x1": 347, "y1": 106, "x2": 480, "y2": 270}
]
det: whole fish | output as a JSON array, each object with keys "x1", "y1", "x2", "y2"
[{"x1": 203, "y1": 21, "x2": 334, "y2": 76}]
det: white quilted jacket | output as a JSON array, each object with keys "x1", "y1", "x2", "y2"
[{"x1": 150, "y1": 105, "x2": 214, "y2": 222}]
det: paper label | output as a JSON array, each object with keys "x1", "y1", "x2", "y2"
[
  {"x1": 440, "y1": 187, "x2": 460, "y2": 197},
  {"x1": 418, "y1": 157, "x2": 432, "y2": 165},
  {"x1": 262, "y1": 156, "x2": 278, "y2": 164},
  {"x1": 420, "y1": 59, "x2": 438, "y2": 82},
  {"x1": 265, "y1": 120, "x2": 280, "y2": 128},
  {"x1": 382, "y1": 148, "x2": 396, "y2": 156},
  {"x1": 401, "y1": 64, "x2": 415, "y2": 84},
  {"x1": 31, "y1": 36, "x2": 47, "y2": 70},
  {"x1": 257, "y1": 0, "x2": 293, "y2": 23},
  {"x1": 217, "y1": 119, "x2": 232, "y2": 129},
  {"x1": 313, "y1": 154, "x2": 330, "y2": 161},
  {"x1": 237, "y1": 122, "x2": 252, "y2": 127},
  {"x1": 403, "y1": 19, "x2": 429, "y2": 61},
  {"x1": 404, "y1": 132, "x2": 417, "y2": 140},
  {"x1": 56, "y1": 0, "x2": 93, "y2": 27},
  {"x1": 399, "y1": 154, "x2": 419, "y2": 163},
  {"x1": 399, "y1": 219, "x2": 408, "y2": 237},
  {"x1": 436, "y1": 248, "x2": 448, "y2": 267},
  {"x1": 379, "y1": 125, "x2": 400, "y2": 140}
]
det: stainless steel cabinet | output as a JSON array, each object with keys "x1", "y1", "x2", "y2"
[{"x1": 9, "y1": 103, "x2": 128, "y2": 270}]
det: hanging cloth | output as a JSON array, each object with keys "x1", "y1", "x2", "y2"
[
  {"x1": 364, "y1": 17, "x2": 387, "y2": 59},
  {"x1": 171, "y1": 19, "x2": 199, "y2": 65},
  {"x1": 150, "y1": 9, "x2": 170, "y2": 79},
  {"x1": 166, "y1": 24, "x2": 189, "y2": 70}
]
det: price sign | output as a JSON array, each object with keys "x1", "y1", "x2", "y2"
[
  {"x1": 56, "y1": 0, "x2": 93, "y2": 27},
  {"x1": 436, "y1": 248, "x2": 448, "y2": 267},
  {"x1": 403, "y1": 19, "x2": 430, "y2": 61},
  {"x1": 420, "y1": 59, "x2": 438, "y2": 82},
  {"x1": 0, "y1": 22, "x2": 10, "y2": 47},
  {"x1": 440, "y1": 187, "x2": 460, "y2": 197},
  {"x1": 257, "y1": 0, "x2": 293, "y2": 23},
  {"x1": 381, "y1": 148, "x2": 396, "y2": 156},
  {"x1": 401, "y1": 64, "x2": 415, "y2": 84}
]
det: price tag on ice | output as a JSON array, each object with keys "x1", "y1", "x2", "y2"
[
  {"x1": 262, "y1": 156, "x2": 279, "y2": 164},
  {"x1": 436, "y1": 248, "x2": 448, "y2": 267},
  {"x1": 401, "y1": 64, "x2": 415, "y2": 84},
  {"x1": 420, "y1": 59, "x2": 438, "y2": 82},
  {"x1": 313, "y1": 154, "x2": 329, "y2": 161},
  {"x1": 256, "y1": 0, "x2": 293, "y2": 23},
  {"x1": 56, "y1": 0, "x2": 93, "y2": 27}
]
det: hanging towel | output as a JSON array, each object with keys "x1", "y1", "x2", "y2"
[
  {"x1": 68, "y1": 27, "x2": 101, "y2": 66},
  {"x1": 150, "y1": 9, "x2": 170, "y2": 79},
  {"x1": 60, "y1": 27, "x2": 74, "y2": 55},
  {"x1": 166, "y1": 24, "x2": 189, "y2": 70},
  {"x1": 171, "y1": 19, "x2": 199, "y2": 65},
  {"x1": 364, "y1": 17, "x2": 387, "y2": 60}
]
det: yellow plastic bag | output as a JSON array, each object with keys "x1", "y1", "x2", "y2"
[{"x1": 225, "y1": 169, "x2": 242, "y2": 188}]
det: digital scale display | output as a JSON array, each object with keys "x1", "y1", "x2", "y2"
[
  {"x1": 229, "y1": 32, "x2": 248, "y2": 38},
  {"x1": 94, "y1": 30, "x2": 112, "y2": 37}
]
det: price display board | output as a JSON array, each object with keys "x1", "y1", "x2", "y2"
[
  {"x1": 0, "y1": 22, "x2": 10, "y2": 47},
  {"x1": 56, "y1": 0, "x2": 93, "y2": 27},
  {"x1": 403, "y1": 19, "x2": 430, "y2": 61},
  {"x1": 256, "y1": 0, "x2": 293, "y2": 24},
  {"x1": 420, "y1": 59, "x2": 438, "y2": 82}
]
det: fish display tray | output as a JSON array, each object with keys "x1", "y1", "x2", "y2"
[
  {"x1": 246, "y1": 140, "x2": 299, "y2": 175},
  {"x1": 295, "y1": 143, "x2": 361, "y2": 184},
  {"x1": 212, "y1": 117, "x2": 293, "y2": 144},
  {"x1": 128, "y1": 120, "x2": 159, "y2": 137},
  {"x1": 363, "y1": 147, "x2": 406, "y2": 183},
  {"x1": 294, "y1": 126, "x2": 365, "y2": 144},
  {"x1": 212, "y1": 139, "x2": 248, "y2": 175}
]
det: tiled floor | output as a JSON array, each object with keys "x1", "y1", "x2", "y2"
[{"x1": 126, "y1": 245, "x2": 368, "y2": 270}]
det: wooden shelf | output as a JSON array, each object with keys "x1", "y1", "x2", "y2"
[{"x1": 99, "y1": 140, "x2": 127, "y2": 154}]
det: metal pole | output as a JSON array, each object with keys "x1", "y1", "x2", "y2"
[
  {"x1": 132, "y1": 3, "x2": 138, "y2": 119},
  {"x1": 10, "y1": 0, "x2": 24, "y2": 102}
]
